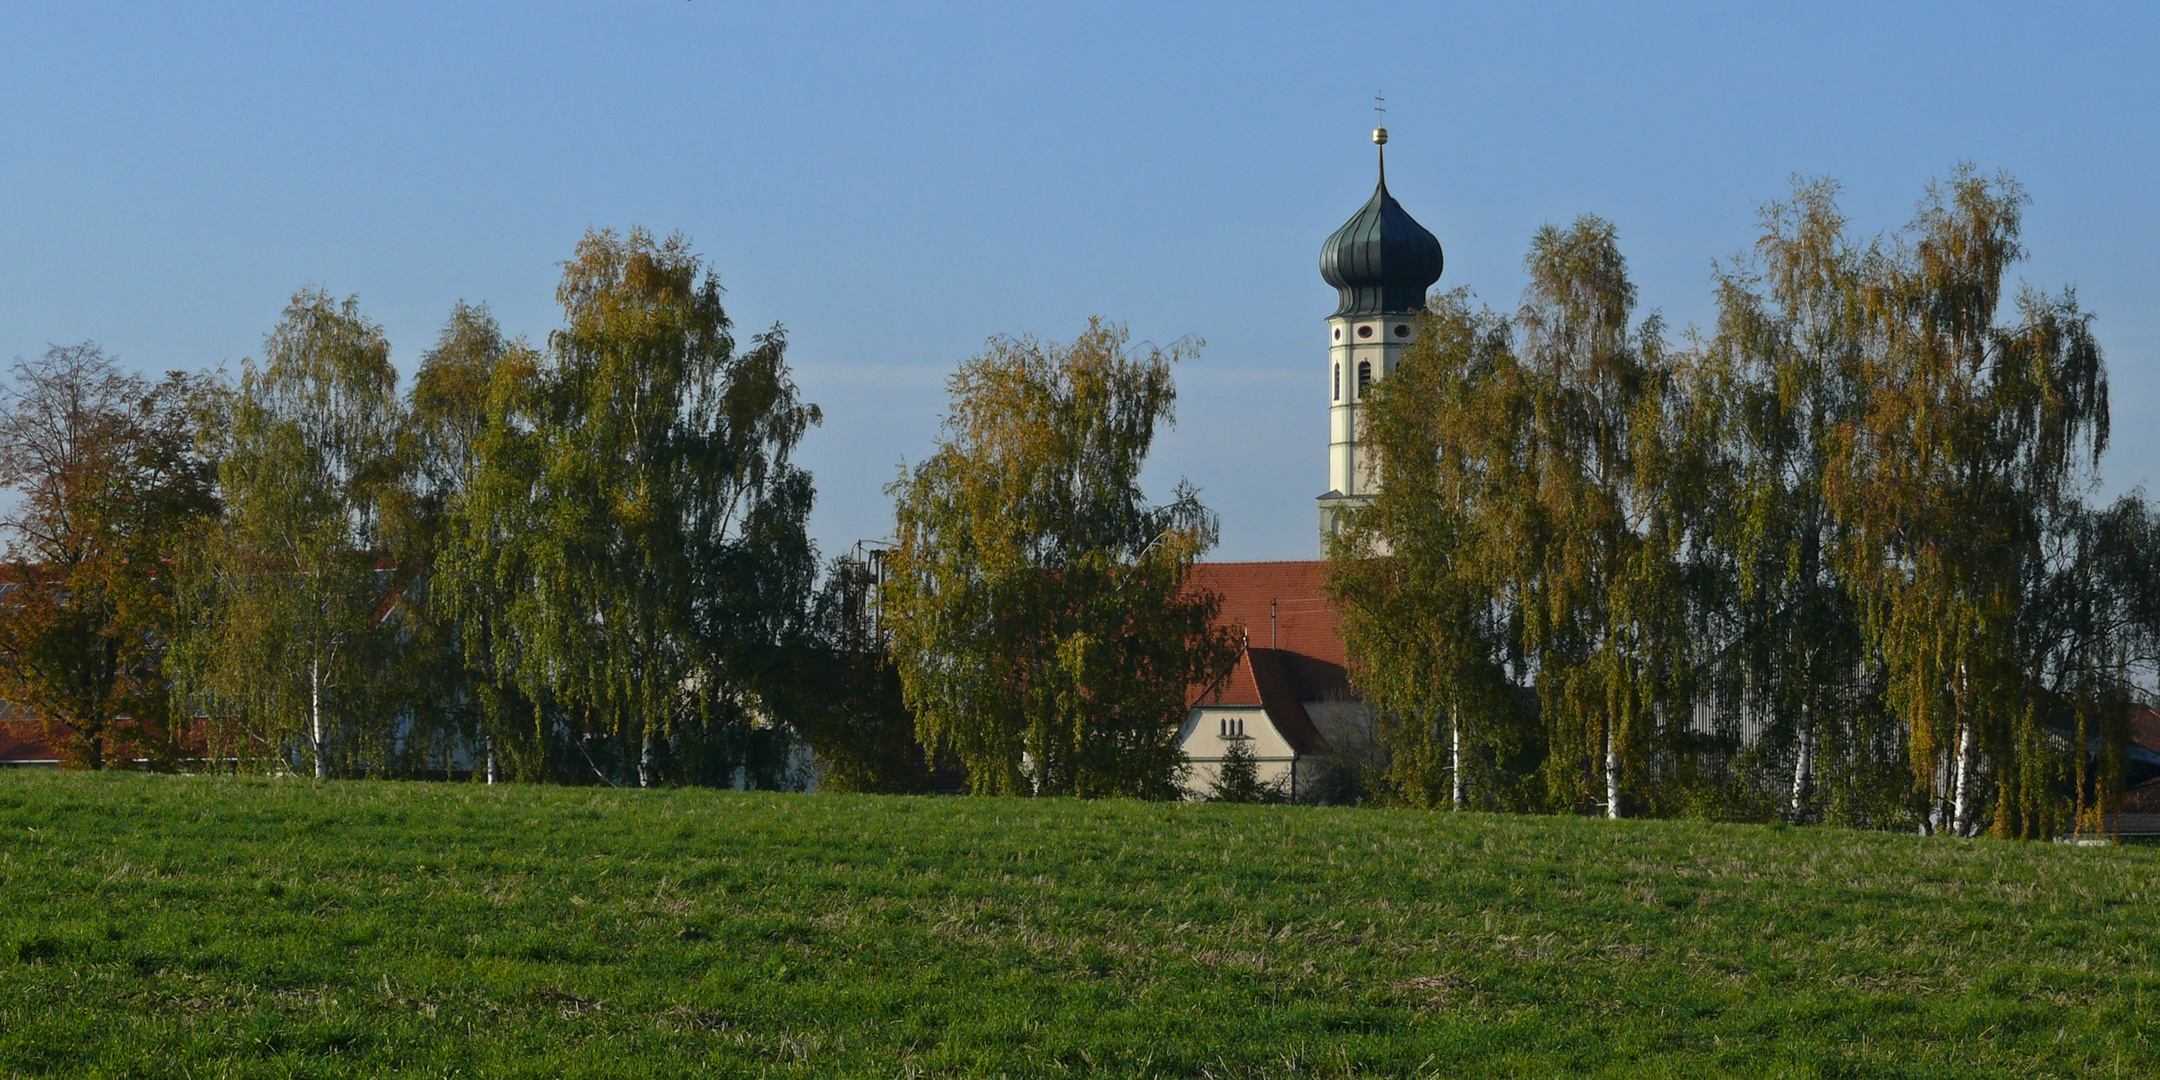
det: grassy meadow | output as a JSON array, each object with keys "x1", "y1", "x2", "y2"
[{"x1": 0, "y1": 772, "x2": 2154, "y2": 1078}]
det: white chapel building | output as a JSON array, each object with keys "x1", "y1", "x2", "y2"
[{"x1": 1177, "y1": 126, "x2": 1444, "y2": 799}]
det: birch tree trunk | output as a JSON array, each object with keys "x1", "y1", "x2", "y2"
[
  {"x1": 638, "y1": 733, "x2": 656, "y2": 789},
  {"x1": 310, "y1": 656, "x2": 327, "y2": 780},
  {"x1": 1450, "y1": 705, "x2": 1464, "y2": 811},
  {"x1": 1951, "y1": 720, "x2": 1974, "y2": 837},
  {"x1": 1789, "y1": 702, "x2": 1813, "y2": 821},
  {"x1": 484, "y1": 738, "x2": 499, "y2": 785},
  {"x1": 1604, "y1": 721, "x2": 1621, "y2": 820}
]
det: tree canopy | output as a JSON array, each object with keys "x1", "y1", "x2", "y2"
[
  {"x1": 0, "y1": 345, "x2": 216, "y2": 768},
  {"x1": 3, "y1": 172, "x2": 2149, "y2": 836},
  {"x1": 884, "y1": 319, "x2": 1239, "y2": 798},
  {"x1": 171, "y1": 289, "x2": 408, "y2": 776},
  {"x1": 439, "y1": 228, "x2": 821, "y2": 787},
  {"x1": 1335, "y1": 169, "x2": 2157, "y2": 837}
]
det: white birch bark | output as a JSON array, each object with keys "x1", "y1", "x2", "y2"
[
  {"x1": 1604, "y1": 722, "x2": 1621, "y2": 820},
  {"x1": 484, "y1": 738, "x2": 499, "y2": 785},
  {"x1": 1951, "y1": 720, "x2": 1974, "y2": 837},
  {"x1": 638, "y1": 734, "x2": 655, "y2": 788},
  {"x1": 1450, "y1": 706, "x2": 1464, "y2": 811},
  {"x1": 310, "y1": 656, "x2": 327, "y2": 780},
  {"x1": 1789, "y1": 702, "x2": 1813, "y2": 821}
]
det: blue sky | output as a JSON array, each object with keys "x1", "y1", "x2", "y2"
[{"x1": 4, "y1": 2, "x2": 2156, "y2": 561}]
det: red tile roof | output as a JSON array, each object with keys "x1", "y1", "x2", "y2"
[
  {"x1": 2132, "y1": 706, "x2": 2160, "y2": 757},
  {"x1": 1187, "y1": 561, "x2": 1347, "y2": 670},
  {"x1": 0, "y1": 720, "x2": 59, "y2": 764},
  {"x1": 1183, "y1": 561, "x2": 1351, "y2": 756}
]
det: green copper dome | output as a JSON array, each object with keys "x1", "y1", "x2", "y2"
[{"x1": 1319, "y1": 165, "x2": 1443, "y2": 317}]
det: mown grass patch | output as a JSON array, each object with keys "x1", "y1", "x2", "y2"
[{"x1": 0, "y1": 771, "x2": 2154, "y2": 1078}]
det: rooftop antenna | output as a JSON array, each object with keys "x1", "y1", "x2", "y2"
[{"x1": 1372, "y1": 91, "x2": 1389, "y2": 185}]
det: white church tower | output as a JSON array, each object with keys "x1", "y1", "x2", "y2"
[{"x1": 1315, "y1": 124, "x2": 1444, "y2": 548}]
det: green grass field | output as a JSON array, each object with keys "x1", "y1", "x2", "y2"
[{"x1": 0, "y1": 773, "x2": 2154, "y2": 1079}]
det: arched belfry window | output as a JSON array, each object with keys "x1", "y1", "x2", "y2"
[
  {"x1": 1333, "y1": 364, "x2": 1340, "y2": 401},
  {"x1": 1357, "y1": 360, "x2": 1372, "y2": 397}
]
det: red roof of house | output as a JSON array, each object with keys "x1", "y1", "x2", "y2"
[
  {"x1": 2132, "y1": 706, "x2": 2160, "y2": 757},
  {"x1": 0, "y1": 719, "x2": 59, "y2": 764},
  {"x1": 1188, "y1": 561, "x2": 1347, "y2": 668},
  {"x1": 1183, "y1": 561, "x2": 1351, "y2": 756}
]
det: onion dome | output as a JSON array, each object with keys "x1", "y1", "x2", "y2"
[{"x1": 1318, "y1": 129, "x2": 1443, "y2": 317}]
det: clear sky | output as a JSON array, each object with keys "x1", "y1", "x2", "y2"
[{"x1": 4, "y1": 2, "x2": 2156, "y2": 562}]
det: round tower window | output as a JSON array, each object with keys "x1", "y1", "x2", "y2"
[
  {"x1": 1333, "y1": 328, "x2": 1341, "y2": 341},
  {"x1": 1357, "y1": 325, "x2": 1373, "y2": 339},
  {"x1": 1394, "y1": 324, "x2": 1410, "y2": 338}
]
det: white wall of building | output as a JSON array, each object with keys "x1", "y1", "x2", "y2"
[
  {"x1": 1178, "y1": 705, "x2": 1296, "y2": 798},
  {"x1": 1324, "y1": 314, "x2": 1417, "y2": 499}
]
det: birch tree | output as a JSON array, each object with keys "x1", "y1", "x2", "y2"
[
  {"x1": 884, "y1": 319, "x2": 1241, "y2": 798},
  {"x1": 1335, "y1": 170, "x2": 2137, "y2": 834},
  {"x1": 173, "y1": 289, "x2": 406, "y2": 776},
  {"x1": 397, "y1": 302, "x2": 530, "y2": 780},
  {"x1": 1703, "y1": 179, "x2": 1897, "y2": 825},
  {"x1": 2055, "y1": 497, "x2": 2160, "y2": 834},
  {"x1": 1829, "y1": 168, "x2": 2110, "y2": 836},
  {"x1": 440, "y1": 229, "x2": 820, "y2": 787},
  {"x1": 1509, "y1": 219, "x2": 1706, "y2": 819},
  {"x1": 1330, "y1": 291, "x2": 1531, "y2": 810},
  {"x1": 1335, "y1": 224, "x2": 1713, "y2": 819}
]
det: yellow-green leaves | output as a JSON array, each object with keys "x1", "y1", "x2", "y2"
[
  {"x1": 440, "y1": 229, "x2": 820, "y2": 786},
  {"x1": 885, "y1": 319, "x2": 1238, "y2": 798},
  {"x1": 173, "y1": 288, "x2": 407, "y2": 776},
  {"x1": 1340, "y1": 170, "x2": 2147, "y2": 836}
]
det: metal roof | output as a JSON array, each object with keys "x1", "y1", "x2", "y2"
[{"x1": 1318, "y1": 165, "x2": 1444, "y2": 318}]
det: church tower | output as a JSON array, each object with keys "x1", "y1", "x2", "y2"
[{"x1": 1315, "y1": 124, "x2": 1444, "y2": 548}]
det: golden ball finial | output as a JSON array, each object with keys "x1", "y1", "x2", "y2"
[{"x1": 1373, "y1": 127, "x2": 1389, "y2": 146}]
